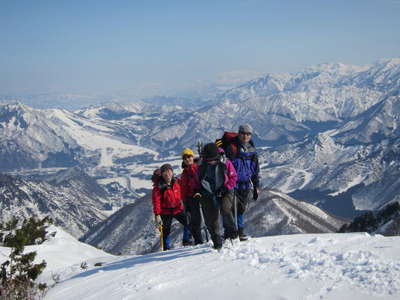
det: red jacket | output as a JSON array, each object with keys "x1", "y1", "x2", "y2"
[
  {"x1": 152, "y1": 179, "x2": 184, "y2": 215},
  {"x1": 180, "y1": 163, "x2": 200, "y2": 200}
]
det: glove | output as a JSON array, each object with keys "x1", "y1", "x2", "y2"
[
  {"x1": 253, "y1": 188, "x2": 259, "y2": 201},
  {"x1": 193, "y1": 193, "x2": 202, "y2": 199},
  {"x1": 154, "y1": 215, "x2": 162, "y2": 227}
]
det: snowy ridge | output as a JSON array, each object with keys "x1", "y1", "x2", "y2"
[
  {"x1": 44, "y1": 233, "x2": 400, "y2": 300},
  {"x1": 268, "y1": 190, "x2": 344, "y2": 232},
  {"x1": 0, "y1": 225, "x2": 115, "y2": 285}
]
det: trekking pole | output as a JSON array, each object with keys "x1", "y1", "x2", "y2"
[
  {"x1": 158, "y1": 224, "x2": 164, "y2": 251},
  {"x1": 233, "y1": 190, "x2": 238, "y2": 236},
  {"x1": 197, "y1": 140, "x2": 203, "y2": 158},
  {"x1": 199, "y1": 201, "x2": 209, "y2": 242}
]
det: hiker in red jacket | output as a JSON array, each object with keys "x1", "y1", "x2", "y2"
[
  {"x1": 152, "y1": 163, "x2": 189, "y2": 251},
  {"x1": 180, "y1": 148, "x2": 204, "y2": 245}
]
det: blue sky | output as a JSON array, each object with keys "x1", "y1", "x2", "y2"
[{"x1": 1, "y1": 0, "x2": 399, "y2": 98}]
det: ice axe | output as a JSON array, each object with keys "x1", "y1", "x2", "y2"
[{"x1": 158, "y1": 224, "x2": 164, "y2": 251}]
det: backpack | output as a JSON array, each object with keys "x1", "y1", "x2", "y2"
[
  {"x1": 215, "y1": 131, "x2": 238, "y2": 157},
  {"x1": 198, "y1": 161, "x2": 227, "y2": 197}
]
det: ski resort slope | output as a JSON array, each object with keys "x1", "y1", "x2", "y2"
[{"x1": 45, "y1": 233, "x2": 400, "y2": 300}]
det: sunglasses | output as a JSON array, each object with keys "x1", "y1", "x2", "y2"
[
  {"x1": 239, "y1": 132, "x2": 252, "y2": 136},
  {"x1": 182, "y1": 155, "x2": 193, "y2": 160}
]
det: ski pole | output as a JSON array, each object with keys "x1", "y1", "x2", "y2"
[
  {"x1": 199, "y1": 201, "x2": 209, "y2": 242},
  {"x1": 233, "y1": 190, "x2": 238, "y2": 233}
]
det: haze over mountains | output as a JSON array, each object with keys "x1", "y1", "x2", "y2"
[{"x1": 0, "y1": 58, "x2": 399, "y2": 241}]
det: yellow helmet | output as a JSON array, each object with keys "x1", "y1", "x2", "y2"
[{"x1": 181, "y1": 148, "x2": 194, "y2": 158}]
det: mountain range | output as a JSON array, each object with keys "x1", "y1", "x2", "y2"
[{"x1": 1, "y1": 58, "x2": 399, "y2": 227}]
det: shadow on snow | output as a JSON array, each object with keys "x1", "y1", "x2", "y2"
[{"x1": 69, "y1": 246, "x2": 210, "y2": 280}]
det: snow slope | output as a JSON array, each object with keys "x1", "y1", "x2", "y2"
[
  {"x1": 45, "y1": 233, "x2": 400, "y2": 300},
  {"x1": 0, "y1": 226, "x2": 115, "y2": 284}
]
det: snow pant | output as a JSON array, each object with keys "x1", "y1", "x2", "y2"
[
  {"x1": 185, "y1": 197, "x2": 204, "y2": 244},
  {"x1": 160, "y1": 212, "x2": 188, "y2": 251},
  {"x1": 235, "y1": 188, "x2": 253, "y2": 229},
  {"x1": 221, "y1": 191, "x2": 238, "y2": 238},
  {"x1": 199, "y1": 196, "x2": 223, "y2": 249}
]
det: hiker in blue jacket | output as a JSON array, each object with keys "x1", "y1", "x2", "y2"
[{"x1": 225, "y1": 124, "x2": 260, "y2": 241}]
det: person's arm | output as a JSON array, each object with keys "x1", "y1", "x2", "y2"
[
  {"x1": 179, "y1": 171, "x2": 188, "y2": 201},
  {"x1": 251, "y1": 153, "x2": 260, "y2": 189},
  {"x1": 225, "y1": 160, "x2": 237, "y2": 190},
  {"x1": 152, "y1": 186, "x2": 162, "y2": 215}
]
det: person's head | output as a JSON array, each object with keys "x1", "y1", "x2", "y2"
[
  {"x1": 202, "y1": 143, "x2": 219, "y2": 164},
  {"x1": 181, "y1": 148, "x2": 195, "y2": 166},
  {"x1": 160, "y1": 163, "x2": 173, "y2": 183},
  {"x1": 238, "y1": 124, "x2": 253, "y2": 144}
]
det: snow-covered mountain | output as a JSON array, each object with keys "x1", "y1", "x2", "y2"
[
  {"x1": 0, "y1": 168, "x2": 111, "y2": 238},
  {"x1": 81, "y1": 189, "x2": 346, "y2": 255},
  {"x1": 1, "y1": 58, "x2": 400, "y2": 220}
]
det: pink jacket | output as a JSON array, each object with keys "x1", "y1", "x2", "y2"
[
  {"x1": 223, "y1": 159, "x2": 237, "y2": 190},
  {"x1": 217, "y1": 147, "x2": 237, "y2": 190}
]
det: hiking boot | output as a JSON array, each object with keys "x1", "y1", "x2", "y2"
[
  {"x1": 212, "y1": 235, "x2": 223, "y2": 250},
  {"x1": 238, "y1": 228, "x2": 248, "y2": 241},
  {"x1": 182, "y1": 239, "x2": 194, "y2": 246},
  {"x1": 224, "y1": 230, "x2": 238, "y2": 240},
  {"x1": 213, "y1": 243, "x2": 223, "y2": 250}
]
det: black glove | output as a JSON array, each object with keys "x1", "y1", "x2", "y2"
[{"x1": 217, "y1": 186, "x2": 228, "y2": 197}]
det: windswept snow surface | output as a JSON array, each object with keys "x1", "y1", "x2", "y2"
[
  {"x1": 0, "y1": 226, "x2": 114, "y2": 284},
  {"x1": 45, "y1": 233, "x2": 400, "y2": 300}
]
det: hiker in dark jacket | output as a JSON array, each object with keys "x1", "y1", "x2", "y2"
[
  {"x1": 225, "y1": 124, "x2": 260, "y2": 241},
  {"x1": 217, "y1": 147, "x2": 239, "y2": 240},
  {"x1": 180, "y1": 148, "x2": 203, "y2": 245},
  {"x1": 196, "y1": 143, "x2": 237, "y2": 249},
  {"x1": 152, "y1": 163, "x2": 189, "y2": 251}
]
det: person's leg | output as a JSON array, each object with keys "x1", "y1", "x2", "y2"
[
  {"x1": 220, "y1": 192, "x2": 237, "y2": 239},
  {"x1": 200, "y1": 197, "x2": 222, "y2": 249},
  {"x1": 160, "y1": 214, "x2": 173, "y2": 250},
  {"x1": 185, "y1": 197, "x2": 203, "y2": 244},
  {"x1": 235, "y1": 189, "x2": 252, "y2": 240},
  {"x1": 182, "y1": 205, "x2": 192, "y2": 245}
]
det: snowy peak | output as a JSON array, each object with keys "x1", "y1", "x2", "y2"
[
  {"x1": 246, "y1": 189, "x2": 346, "y2": 236},
  {"x1": 0, "y1": 102, "x2": 37, "y2": 132},
  {"x1": 341, "y1": 58, "x2": 400, "y2": 91},
  {"x1": 333, "y1": 93, "x2": 400, "y2": 144},
  {"x1": 218, "y1": 59, "x2": 400, "y2": 123}
]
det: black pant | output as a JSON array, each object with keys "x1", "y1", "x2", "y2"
[
  {"x1": 235, "y1": 189, "x2": 252, "y2": 215},
  {"x1": 235, "y1": 188, "x2": 252, "y2": 229},
  {"x1": 160, "y1": 212, "x2": 188, "y2": 250},
  {"x1": 220, "y1": 192, "x2": 237, "y2": 238},
  {"x1": 200, "y1": 196, "x2": 222, "y2": 248},
  {"x1": 185, "y1": 197, "x2": 204, "y2": 244}
]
